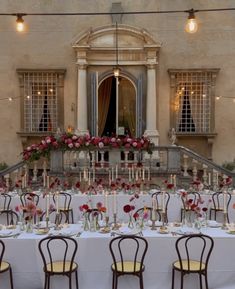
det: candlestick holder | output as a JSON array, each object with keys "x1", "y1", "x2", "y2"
[
  {"x1": 221, "y1": 212, "x2": 228, "y2": 230},
  {"x1": 54, "y1": 212, "x2": 61, "y2": 230},
  {"x1": 161, "y1": 211, "x2": 167, "y2": 229},
  {"x1": 112, "y1": 213, "x2": 119, "y2": 231},
  {"x1": 105, "y1": 216, "x2": 109, "y2": 230},
  {"x1": 46, "y1": 216, "x2": 50, "y2": 230},
  {"x1": 150, "y1": 210, "x2": 157, "y2": 230}
]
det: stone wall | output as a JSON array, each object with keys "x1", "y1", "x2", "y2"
[{"x1": 0, "y1": 0, "x2": 235, "y2": 166}]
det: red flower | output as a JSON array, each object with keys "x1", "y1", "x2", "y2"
[
  {"x1": 167, "y1": 183, "x2": 174, "y2": 189},
  {"x1": 82, "y1": 204, "x2": 89, "y2": 211},
  {"x1": 75, "y1": 182, "x2": 80, "y2": 189},
  {"x1": 133, "y1": 212, "x2": 139, "y2": 219},
  {"x1": 123, "y1": 204, "x2": 131, "y2": 213}
]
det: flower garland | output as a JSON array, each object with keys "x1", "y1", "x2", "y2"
[{"x1": 22, "y1": 133, "x2": 154, "y2": 162}]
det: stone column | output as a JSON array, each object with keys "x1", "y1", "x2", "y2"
[
  {"x1": 143, "y1": 62, "x2": 160, "y2": 164},
  {"x1": 76, "y1": 64, "x2": 88, "y2": 135},
  {"x1": 144, "y1": 63, "x2": 159, "y2": 146}
]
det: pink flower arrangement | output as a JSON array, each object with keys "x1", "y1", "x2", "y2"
[{"x1": 22, "y1": 133, "x2": 153, "y2": 162}]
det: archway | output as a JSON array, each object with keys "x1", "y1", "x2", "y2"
[{"x1": 98, "y1": 75, "x2": 136, "y2": 137}]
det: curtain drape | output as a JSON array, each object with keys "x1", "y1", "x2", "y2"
[
  {"x1": 178, "y1": 87, "x2": 195, "y2": 132},
  {"x1": 98, "y1": 77, "x2": 113, "y2": 136},
  {"x1": 120, "y1": 83, "x2": 136, "y2": 136}
]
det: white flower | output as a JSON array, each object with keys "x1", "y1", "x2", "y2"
[{"x1": 98, "y1": 142, "x2": 104, "y2": 148}]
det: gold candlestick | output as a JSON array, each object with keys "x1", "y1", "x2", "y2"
[
  {"x1": 161, "y1": 212, "x2": 167, "y2": 229},
  {"x1": 221, "y1": 212, "x2": 227, "y2": 230},
  {"x1": 112, "y1": 213, "x2": 119, "y2": 230},
  {"x1": 151, "y1": 210, "x2": 157, "y2": 230},
  {"x1": 46, "y1": 216, "x2": 49, "y2": 230},
  {"x1": 54, "y1": 212, "x2": 61, "y2": 230},
  {"x1": 105, "y1": 216, "x2": 109, "y2": 230}
]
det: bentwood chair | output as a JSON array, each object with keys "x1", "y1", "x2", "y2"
[
  {"x1": 87, "y1": 209, "x2": 104, "y2": 222},
  {"x1": 0, "y1": 193, "x2": 12, "y2": 212},
  {"x1": 180, "y1": 192, "x2": 200, "y2": 222},
  {"x1": 20, "y1": 192, "x2": 40, "y2": 207},
  {"x1": 20, "y1": 192, "x2": 40, "y2": 223},
  {"x1": 209, "y1": 191, "x2": 231, "y2": 223},
  {"x1": 40, "y1": 210, "x2": 68, "y2": 225},
  {"x1": 109, "y1": 235, "x2": 148, "y2": 289},
  {"x1": 133, "y1": 207, "x2": 161, "y2": 222},
  {"x1": 0, "y1": 210, "x2": 19, "y2": 226},
  {"x1": 38, "y1": 236, "x2": 79, "y2": 289},
  {"x1": 151, "y1": 191, "x2": 170, "y2": 222},
  {"x1": 0, "y1": 240, "x2": 14, "y2": 289},
  {"x1": 172, "y1": 234, "x2": 214, "y2": 289},
  {"x1": 53, "y1": 192, "x2": 74, "y2": 223}
]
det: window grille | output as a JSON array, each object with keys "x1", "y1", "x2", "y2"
[
  {"x1": 18, "y1": 71, "x2": 64, "y2": 133},
  {"x1": 174, "y1": 71, "x2": 213, "y2": 133}
]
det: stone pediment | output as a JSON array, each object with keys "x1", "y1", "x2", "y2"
[
  {"x1": 72, "y1": 24, "x2": 161, "y2": 66},
  {"x1": 72, "y1": 24, "x2": 161, "y2": 49}
]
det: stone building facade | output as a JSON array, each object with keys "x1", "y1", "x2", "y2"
[{"x1": 0, "y1": 0, "x2": 235, "y2": 166}]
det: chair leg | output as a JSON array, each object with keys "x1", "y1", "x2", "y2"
[
  {"x1": 180, "y1": 272, "x2": 184, "y2": 289},
  {"x1": 171, "y1": 268, "x2": 175, "y2": 289},
  {"x1": 115, "y1": 274, "x2": 118, "y2": 289},
  {"x1": 9, "y1": 267, "x2": 14, "y2": 289},
  {"x1": 139, "y1": 273, "x2": 144, "y2": 289},
  {"x1": 205, "y1": 272, "x2": 209, "y2": 289},
  {"x1": 44, "y1": 274, "x2": 48, "y2": 289},
  {"x1": 71, "y1": 210, "x2": 74, "y2": 224},
  {"x1": 199, "y1": 273, "x2": 203, "y2": 289},
  {"x1": 112, "y1": 273, "x2": 115, "y2": 289},
  {"x1": 69, "y1": 274, "x2": 72, "y2": 289},
  {"x1": 47, "y1": 274, "x2": 50, "y2": 289},
  {"x1": 75, "y1": 270, "x2": 79, "y2": 289},
  {"x1": 209, "y1": 209, "x2": 212, "y2": 220}
]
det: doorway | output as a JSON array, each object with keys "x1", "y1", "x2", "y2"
[{"x1": 98, "y1": 75, "x2": 136, "y2": 137}]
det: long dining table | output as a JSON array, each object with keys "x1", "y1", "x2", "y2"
[
  {"x1": 0, "y1": 224, "x2": 235, "y2": 289},
  {"x1": 4, "y1": 190, "x2": 235, "y2": 223}
]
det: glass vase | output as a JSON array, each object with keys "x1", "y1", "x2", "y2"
[
  {"x1": 83, "y1": 214, "x2": 90, "y2": 231},
  {"x1": 128, "y1": 214, "x2": 134, "y2": 229},
  {"x1": 26, "y1": 219, "x2": 33, "y2": 233},
  {"x1": 182, "y1": 210, "x2": 192, "y2": 227}
]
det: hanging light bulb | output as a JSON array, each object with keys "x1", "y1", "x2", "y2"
[
  {"x1": 16, "y1": 14, "x2": 25, "y2": 32},
  {"x1": 185, "y1": 9, "x2": 198, "y2": 34}
]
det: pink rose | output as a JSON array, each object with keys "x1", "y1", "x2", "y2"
[
  {"x1": 98, "y1": 142, "x2": 104, "y2": 148},
  {"x1": 68, "y1": 143, "x2": 74, "y2": 148}
]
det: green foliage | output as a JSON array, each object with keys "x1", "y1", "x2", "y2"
[
  {"x1": 0, "y1": 162, "x2": 8, "y2": 171},
  {"x1": 222, "y1": 159, "x2": 235, "y2": 172}
]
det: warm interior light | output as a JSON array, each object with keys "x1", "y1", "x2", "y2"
[
  {"x1": 16, "y1": 14, "x2": 25, "y2": 32},
  {"x1": 8, "y1": 97, "x2": 13, "y2": 102},
  {"x1": 185, "y1": 9, "x2": 198, "y2": 34},
  {"x1": 216, "y1": 96, "x2": 221, "y2": 100},
  {"x1": 113, "y1": 67, "x2": 120, "y2": 77}
]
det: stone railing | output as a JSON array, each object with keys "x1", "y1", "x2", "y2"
[{"x1": 0, "y1": 145, "x2": 234, "y2": 189}]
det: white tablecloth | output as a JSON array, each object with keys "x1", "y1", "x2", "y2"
[
  {"x1": 1, "y1": 225, "x2": 235, "y2": 289},
  {"x1": 6, "y1": 191, "x2": 235, "y2": 223}
]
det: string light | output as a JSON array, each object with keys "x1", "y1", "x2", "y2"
[
  {"x1": 185, "y1": 9, "x2": 198, "y2": 34},
  {"x1": 215, "y1": 95, "x2": 235, "y2": 102},
  {"x1": 0, "y1": 7, "x2": 233, "y2": 34},
  {"x1": 16, "y1": 14, "x2": 25, "y2": 32}
]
